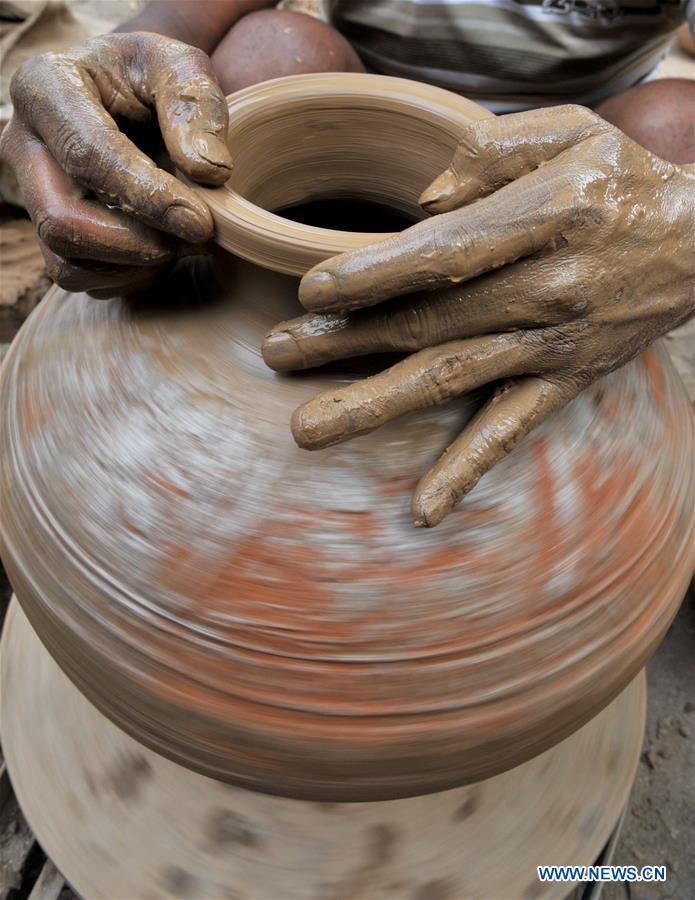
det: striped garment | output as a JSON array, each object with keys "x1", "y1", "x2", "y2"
[{"x1": 321, "y1": 0, "x2": 694, "y2": 111}]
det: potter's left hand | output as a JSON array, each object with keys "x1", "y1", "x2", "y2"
[{"x1": 262, "y1": 105, "x2": 695, "y2": 527}]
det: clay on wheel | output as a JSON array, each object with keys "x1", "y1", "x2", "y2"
[{"x1": 0, "y1": 75, "x2": 693, "y2": 800}]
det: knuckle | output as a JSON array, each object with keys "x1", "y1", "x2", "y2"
[
  {"x1": 179, "y1": 44, "x2": 213, "y2": 73},
  {"x1": 455, "y1": 120, "x2": 496, "y2": 165},
  {"x1": 558, "y1": 103, "x2": 602, "y2": 129},
  {"x1": 388, "y1": 305, "x2": 427, "y2": 349},
  {"x1": 54, "y1": 124, "x2": 97, "y2": 179},
  {"x1": 0, "y1": 118, "x2": 18, "y2": 163},
  {"x1": 52, "y1": 267, "x2": 88, "y2": 292},
  {"x1": 459, "y1": 120, "x2": 486, "y2": 150},
  {"x1": 557, "y1": 295, "x2": 590, "y2": 319},
  {"x1": 158, "y1": 40, "x2": 212, "y2": 82},
  {"x1": 573, "y1": 197, "x2": 613, "y2": 231},
  {"x1": 10, "y1": 53, "x2": 61, "y2": 108},
  {"x1": 557, "y1": 183, "x2": 606, "y2": 231},
  {"x1": 35, "y1": 207, "x2": 72, "y2": 252},
  {"x1": 186, "y1": 45, "x2": 211, "y2": 68},
  {"x1": 565, "y1": 181, "x2": 593, "y2": 214},
  {"x1": 9, "y1": 57, "x2": 40, "y2": 102},
  {"x1": 428, "y1": 220, "x2": 472, "y2": 276},
  {"x1": 545, "y1": 275, "x2": 592, "y2": 319},
  {"x1": 44, "y1": 256, "x2": 72, "y2": 287},
  {"x1": 545, "y1": 323, "x2": 581, "y2": 351},
  {"x1": 42, "y1": 253, "x2": 93, "y2": 293},
  {"x1": 426, "y1": 351, "x2": 466, "y2": 403},
  {"x1": 521, "y1": 322, "x2": 585, "y2": 364},
  {"x1": 563, "y1": 281, "x2": 592, "y2": 317},
  {"x1": 419, "y1": 368, "x2": 451, "y2": 405},
  {"x1": 471, "y1": 123, "x2": 494, "y2": 153}
]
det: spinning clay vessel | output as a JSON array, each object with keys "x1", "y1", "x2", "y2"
[
  {"x1": 1, "y1": 598, "x2": 646, "y2": 900},
  {"x1": 0, "y1": 75, "x2": 694, "y2": 803}
]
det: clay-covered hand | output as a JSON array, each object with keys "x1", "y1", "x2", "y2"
[
  {"x1": 0, "y1": 32, "x2": 232, "y2": 298},
  {"x1": 263, "y1": 105, "x2": 695, "y2": 526}
]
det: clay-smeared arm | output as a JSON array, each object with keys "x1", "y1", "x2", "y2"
[
  {"x1": 0, "y1": 31, "x2": 233, "y2": 297},
  {"x1": 264, "y1": 105, "x2": 695, "y2": 526}
]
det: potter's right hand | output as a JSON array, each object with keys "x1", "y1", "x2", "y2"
[
  {"x1": 0, "y1": 32, "x2": 232, "y2": 298},
  {"x1": 263, "y1": 106, "x2": 694, "y2": 528}
]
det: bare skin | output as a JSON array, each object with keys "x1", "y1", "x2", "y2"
[
  {"x1": 210, "y1": 9, "x2": 364, "y2": 94},
  {"x1": 597, "y1": 78, "x2": 695, "y2": 166},
  {"x1": 265, "y1": 106, "x2": 695, "y2": 525}
]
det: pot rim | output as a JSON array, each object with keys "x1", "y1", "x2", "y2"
[{"x1": 182, "y1": 72, "x2": 492, "y2": 276}]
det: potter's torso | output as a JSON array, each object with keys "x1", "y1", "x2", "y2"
[{"x1": 324, "y1": 0, "x2": 689, "y2": 111}]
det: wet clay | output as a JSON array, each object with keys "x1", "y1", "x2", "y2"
[
  {"x1": 2, "y1": 598, "x2": 646, "y2": 900},
  {"x1": 0, "y1": 32, "x2": 232, "y2": 297},
  {"x1": 2, "y1": 74, "x2": 694, "y2": 802},
  {"x1": 185, "y1": 72, "x2": 491, "y2": 274},
  {"x1": 263, "y1": 104, "x2": 695, "y2": 526},
  {"x1": 1, "y1": 77, "x2": 694, "y2": 802}
]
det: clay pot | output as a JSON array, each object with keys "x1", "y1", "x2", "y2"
[
  {"x1": 2, "y1": 598, "x2": 646, "y2": 900},
  {"x1": 185, "y1": 73, "x2": 490, "y2": 273},
  {"x1": 0, "y1": 75, "x2": 694, "y2": 802}
]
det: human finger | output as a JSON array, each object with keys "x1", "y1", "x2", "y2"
[
  {"x1": 412, "y1": 375, "x2": 583, "y2": 527},
  {"x1": 39, "y1": 245, "x2": 168, "y2": 296},
  {"x1": 298, "y1": 167, "x2": 585, "y2": 313},
  {"x1": 420, "y1": 105, "x2": 608, "y2": 213},
  {"x1": 290, "y1": 331, "x2": 552, "y2": 450},
  {"x1": 143, "y1": 38, "x2": 233, "y2": 185},
  {"x1": 265, "y1": 257, "x2": 584, "y2": 371},
  {"x1": 10, "y1": 53, "x2": 214, "y2": 243},
  {"x1": 2, "y1": 119, "x2": 177, "y2": 266}
]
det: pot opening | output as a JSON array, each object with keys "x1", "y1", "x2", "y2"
[
  {"x1": 276, "y1": 199, "x2": 419, "y2": 233},
  {"x1": 204, "y1": 75, "x2": 482, "y2": 275},
  {"x1": 224, "y1": 91, "x2": 456, "y2": 242}
]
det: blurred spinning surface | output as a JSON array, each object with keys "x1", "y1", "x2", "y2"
[
  {"x1": 1, "y1": 599, "x2": 646, "y2": 900},
  {"x1": 0, "y1": 76, "x2": 693, "y2": 800}
]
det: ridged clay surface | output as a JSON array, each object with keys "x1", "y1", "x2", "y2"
[
  {"x1": 1, "y1": 599, "x2": 645, "y2": 900},
  {"x1": 0, "y1": 75, "x2": 693, "y2": 800}
]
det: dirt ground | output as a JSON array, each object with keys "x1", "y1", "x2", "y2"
[{"x1": 603, "y1": 585, "x2": 695, "y2": 900}]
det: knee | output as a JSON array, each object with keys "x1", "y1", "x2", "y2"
[
  {"x1": 596, "y1": 79, "x2": 695, "y2": 164},
  {"x1": 211, "y1": 9, "x2": 365, "y2": 94}
]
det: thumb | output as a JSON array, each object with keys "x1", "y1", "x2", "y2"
[
  {"x1": 419, "y1": 105, "x2": 608, "y2": 214},
  {"x1": 143, "y1": 36, "x2": 233, "y2": 186}
]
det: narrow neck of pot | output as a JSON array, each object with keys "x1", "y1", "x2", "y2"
[{"x1": 184, "y1": 73, "x2": 492, "y2": 276}]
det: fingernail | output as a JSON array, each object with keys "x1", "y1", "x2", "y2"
[
  {"x1": 291, "y1": 405, "x2": 323, "y2": 449},
  {"x1": 299, "y1": 271, "x2": 338, "y2": 311},
  {"x1": 262, "y1": 331, "x2": 305, "y2": 371},
  {"x1": 194, "y1": 135, "x2": 233, "y2": 176},
  {"x1": 419, "y1": 170, "x2": 457, "y2": 210},
  {"x1": 163, "y1": 205, "x2": 211, "y2": 244},
  {"x1": 412, "y1": 490, "x2": 446, "y2": 528},
  {"x1": 291, "y1": 400, "x2": 348, "y2": 450},
  {"x1": 413, "y1": 506, "x2": 435, "y2": 528}
]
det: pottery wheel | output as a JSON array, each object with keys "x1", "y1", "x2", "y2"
[{"x1": 2, "y1": 599, "x2": 645, "y2": 900}]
